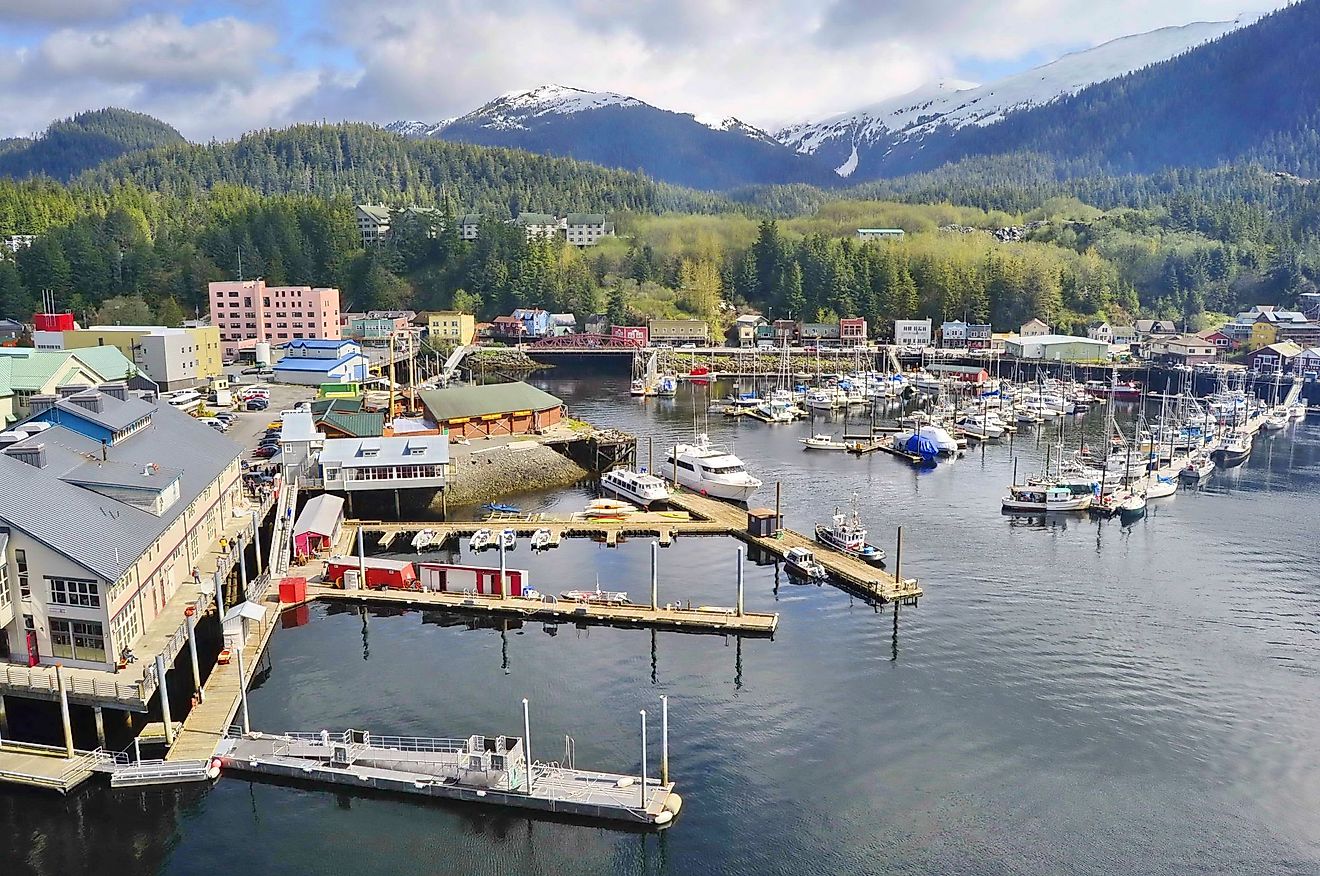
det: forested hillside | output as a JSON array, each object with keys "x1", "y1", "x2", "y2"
[{"x1": 0, "y1": 109, "x2": 185, "y2": 182}]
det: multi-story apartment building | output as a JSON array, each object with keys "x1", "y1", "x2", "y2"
[
  {"x1": 565, "y1": 214, "x2": 615, "y2": 247},
  {"x1": 0, "y1": 383, "x2": 243, "y2": 670},
  {"x1": 425, "y1": 311, "x2": 476, "y2": 346},
  {"x1": 208, "y1": 280, "x2": 341, "y2": 358},
  {"x1": 59, "y1": 326, "x2": 222, "y2": 391},
  {"x1": 513, "y1": 213, "x2": 564, "y2": 241}
]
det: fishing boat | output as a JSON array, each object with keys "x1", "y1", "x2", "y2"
[
  {"x1": 1261, "y1": 410, "x2": 1289, "y2": 431},
  {"x1": 411, "y1": 529, "x2": 437, "y2": 551},
  {"x1": 1180, "y1": 453, "x2": 1214, "y2": 483},
  {"x1": 1085, "y1": 379, "x2": 1143, "y2": 401},
  {"x1": 814, "y1": 504, "x2": 886, "y2": 565},
  {"x1": 784, "y1": 546, "x2": 828, "y2": 581},
  {"x1": 1117, "y1": 492, "x2": 1148, "y2": 520},
  {"x1": 656, "y1": 373, "x2": 679, "y2": 397},
  {"x1": 1213, "y1": 432, "x2": 1252, "y2": 468},
  {"x1": 482, "y1": 502, "x2": 520, "y2": 514},
  {"x1": 530, "y1": 528, "x2": 552, "y2": 551},
  {"x1": 629, "y1": 378, "x2": 654, "y2": 397},
  {"x1": 560, "y1": 587, "x2": 630, "y2": 606},
  {"x1": 661, "y1": 434, "x2": 762, "y2": 502},
  {"x1": 1001, "y1": 484, "x2": 1093, "y2": 513},
  {"x1": 799, "y1": 434, "x2": 848, "y2": 451},
  {"x1": 468, "y1": 529, "x2": 493, "y2": 551},
  {"x1": 601, "y1": 468, "x2": 671, "y2": 508}
]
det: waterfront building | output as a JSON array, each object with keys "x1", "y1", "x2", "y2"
[
  {"x1": 894, "y1": 319, "x2": 933, "y2": 347},
  {"x1": 967, "y1": 323, "x2": 992, "y2": 350},
  {"x1": 419, "y1": 382, "x2": 563, "y2": 440},
  {"x1": 731, "y1": 315, "x2": 767, "y2": 347},
  {"x1": 799, "y1": 322, "x2": 842, "y2": 346},
  {"x1": 58, "y1": 325, "x2": 223, "y2": 390},
  {"x1": 1004, "y1": 334, "x2": 1110, "y2": 362},
  {"x1": 940, "y1": 320, "x2": 969, "y2": 347},
  {"x1": 1146, "y1": 334, "x2": 1219, "y2": 366},
  {"x1": 272, "y1": 339, "x2": 369, "y2": 386},
  {"x1": 550, "y1": 314, "x2": 578, "y2": 336},
  {"x1": 312, "y1": 397, "x2": 385, "y2": 439},
  {"x1": 511, "y1": 309, "x2": 552, "y2": 339},
  {"x1": 292, "y1": 494, "x2": 345, "y2": 558},
  {"x1": 208, "y1": 280, "x2": 342, "y2": 358},
  {"x1": 649, "y1": 319, "x2": 710, "y2": 345},
  {"x1": 424, "y1": 311, "x2": 476, "y2": 346},
  {"x1": 0, "y1": 384, "x2": 242, "y2": 669},
  {"x1": 317, "y1": 435, "x2": 451, "y2": 493},
  {"x1": 1245, "y1": 341, "x2": 1303, "y2": 372}
]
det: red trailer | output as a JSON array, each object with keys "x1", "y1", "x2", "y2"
[
  {"x1": 418, "y1": 562, "x2": 527, "y2": 597},
  {"x1": 325, "y1": 556, "x2": 420, "y2": 590}
]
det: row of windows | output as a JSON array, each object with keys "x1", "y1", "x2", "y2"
[
  {"x1": 337, "y1": 463, "x2": 446, "y2": 481},
  {"x1": 111, "y1": 600, "x2": 141, "y2": 652},
  {"x1": 50, "y1": 577, "x2": 100, "y2": 608},
  {"x1": 50, "y1": 618, "x2": 105, "y2": 663}
]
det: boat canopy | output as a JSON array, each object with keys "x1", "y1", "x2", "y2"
[{"x1": 904, "y1": 433, "x2": 939, "y2": 460}]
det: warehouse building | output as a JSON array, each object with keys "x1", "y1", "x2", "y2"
[
  {"x1": 419, "y1": 382, "x2": 563, "y2": 440},
  {"x1": 1004, "y1": 334, "x2": 1110, "y2": 362}
]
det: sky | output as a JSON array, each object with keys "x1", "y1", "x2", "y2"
[{"x1": 0, "y1": 0, "x2": 1290, "y2": 140}]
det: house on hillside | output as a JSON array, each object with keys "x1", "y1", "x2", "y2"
[
  {"x1": 1246, "y1": 341, "x2": 1303, "y2": 373},
  {"x1": 731, "y1": 314, "x2": 767, "y2": 348},
  {"x1": 1087, "y1": 322, "x2": 1114, "y2": 344},
  {"x1": 1020, "y1": 318, "x2": 1050, "y2": 337}
]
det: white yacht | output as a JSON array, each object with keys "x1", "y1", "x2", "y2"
[
  {"x1": 661, "y1": 434, "x2": 762, "y2": 502},
  {"x1": 800, "y1": 434, "x2": 847, "y2": 451},
  {"x1": 601, "y1": 468, "x2": 671, "y2": 508}
]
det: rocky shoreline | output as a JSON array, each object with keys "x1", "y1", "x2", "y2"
[{"x1": 437, "y1": 442, "x2": 588, "y2": 509}]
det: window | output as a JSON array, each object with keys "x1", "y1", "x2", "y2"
[
  {"x1": 111, "y1": 602, "x2": 140, "y2": 651},
  {"x1": 15, "y1": 549, "x2": 29, "y2": 599},
  {"x1": 0, "y1": 561, "x2": 9, "y2": 612},
  {"x1": 50, "y1": 619, "x2": 106, "y2": 663},
  {"x1": 50, "y1": 577, "x2": 100, "y2": 607}
]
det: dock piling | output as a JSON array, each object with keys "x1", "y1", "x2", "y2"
[
  {"x1": 252, "y1": 510, "x2": 263, "y2": 576},
  {"x1": 215, "y1": 569, "x2": 226, "y2": 619},
  {"x1": 650, "y1": 542, "x2": 658, "y2": 611},
  {"x1": 522, "y1": 698, "x2": 533, "y2": 793},
  {"x1": 237, "y1": 533, "x2": 248, "y2": 598},
  {"x1": 93, "y1": 707, "x2": 106, "y2": 748},
  {"x1": 356, "y1": 527, "x2": 366, "y2": 587},
  {"x1": 155, "y1": 654, "x2": 175, "y2": 746},
  {"x1": 499, "y1": 540, "x2": 508, "y2": 600},
  {"x1": 895, "y1": 526, "x2": 903, "y2": 587},
  {"x1": 236, "y1": 642, "x2": 251, "y2": 735},
  {"x1": 56, "y1": 665, "x2": 74, "y2": 757},
  {"x1": 661, "y1": 695, "x2": 669, "y2": 785},
  {"x1": 640, "y1": 709, "x2": 648, "y2": 808},
  {"x1": 736, "y1": 547, "x2": 745, "y2": 617},
  {"x1": 187, "y1": 613, "x2": 203, "y2": 704},
  {"x1": 775, "y1": 482, "x2": 782, "y2": 533}
]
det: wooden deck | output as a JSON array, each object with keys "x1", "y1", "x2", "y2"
[
  {"x1": 665, "y1": 492, "x2": 923, "y2": 605},
  {"x1": 354, "y1": 516, "x2": 729, "y2": 549},
  {"x1": 301, "y1": 584, "x2": 779, "y2": 635}
]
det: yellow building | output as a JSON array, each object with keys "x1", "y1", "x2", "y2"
[
  {"x1": 62, "y1": 325, "x2": 223, "y2": 390},
  {"x1": 426, "y1": 311, "x2": 476, "y2": 345},
  {"x1": 1249, "y1": 320, "x2": 1278, "y2": 351}
]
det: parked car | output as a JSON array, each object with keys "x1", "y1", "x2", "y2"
[
  {"x1": 252, "y1": 445, "x2": 278, "y2": 458},
  {"x1": 246, "y1": 400, "x2": 269, "y2": 411},
  {"x1": 241, "y1": 366, "x2": 264, "y2": 375}
]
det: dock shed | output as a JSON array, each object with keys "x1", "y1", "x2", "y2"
[
  {"x1": 419, "y1": 382, "x2": 563, "y2": 439},
  {"x1": 292, "y1": 494, "x2": 344, "y2": 557}
]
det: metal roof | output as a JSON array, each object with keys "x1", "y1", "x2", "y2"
[
  {"x1": 64, "y1": 458, "x2": 183, "y2": 491},
  {"x1": 293, "y1": 493, "x2": 343, "y2": 540},
  {"x1": 42, "y1": 393, "x2": 156, "y2": 433},
  {"x1": 319, "y1": 434, "x2": 449, "y2": 467},
  {"x1": 419, "y1": 382, "x2": 562, "y2": 422},
  {"x1": 0, "y1": 396, "x2": 243, "y2": 581}
]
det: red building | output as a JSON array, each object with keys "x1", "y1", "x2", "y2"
[
  {"x1": 840, "y1": 318, "x2": 868, "y2": 346},
  {"x1": 611, "y1": 325, "x2": 648, "y2": 346}
]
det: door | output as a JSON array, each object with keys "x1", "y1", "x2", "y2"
[{"x1": 25, "y1": 630, "x2": 38, "y2": 667}]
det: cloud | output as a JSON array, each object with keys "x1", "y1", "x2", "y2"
[{"x1": 0, "y1": 0, "x2": 138, "y2": 26}]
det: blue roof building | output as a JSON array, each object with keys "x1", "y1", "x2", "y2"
[{"x1": 274, "y1": 339, "x2": 369, "y2": 385}]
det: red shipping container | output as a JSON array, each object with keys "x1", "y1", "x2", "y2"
[{"x1": 279, "y1": 576, "x2": 308, "y2": 604}]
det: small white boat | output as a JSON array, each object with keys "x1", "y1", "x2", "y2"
[
  {"x1": 1261, "y1": 411, "x2": 1288, "y2": 431},
  {"x1": 583, "y1": 497, "x2": 638, "y2": 519},
  {"x1": 630, "y1": 378, "x2": 653, "y2": 397},
  {"x1": 530, "y1": 528, "x2": 552, "y2": 551},
  {"x1": 800, "y1": 434, "x2": 848, "y2": 451},
  {"x1": 784, "y1": 546, "x2": 828, "y2": 581},
  {"x1": 468, "y1": 529, "x2": 493, "y2": 551},
  {"x1": 1117, "y1": 492, "x2": 1148, "y2": 519},
  {"x1": 560, "y1": 587, "x2": 630, "y2": 606},
  {"x1": 1002, "y1": 484, "x2": 1092, "y2": 513},
  {"x1": 1180, "y1": 454, "x2": 1214, "y2": 482},
  {"x1": 1015, "y1": 409, "x2": 1043, "y2": 425},
  {"x1": 1145, "y1": 476, "x2": 1177, "y2": 499},
  {"x1": 411, "y1": 528, "x2": 437, "y2": 551},
  {"x1": 499, "y1": 528, "x2": 516, "y2": 550},
  {"x1": 601, "y1": 468, "x2": 671, "y2": 508}
]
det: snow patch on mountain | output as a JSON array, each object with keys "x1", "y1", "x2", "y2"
[{"x1": 777, "y1": 14, "x2": 1263, "y2": 177}]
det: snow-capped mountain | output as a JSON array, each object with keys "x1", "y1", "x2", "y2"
[
  {"x1": 776, "y1": 14, "x2": 1262, "y2": 179},
  {"x1": 388, "y1": 85, "x2": 834, "y2": 190}
]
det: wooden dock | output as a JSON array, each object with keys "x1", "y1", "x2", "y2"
[
  {"x1": 665, "y1": 492, "x2": 923, "y2": 604},
  {"x1": 0, "y1": 741, "x2": 108, "y2": 793},
  {"x1": 302, "y1": 584, "x2": 779, "y2": 635},
  {"x1": 354, "y1": 516, "x2": 729, "y2": 549}
]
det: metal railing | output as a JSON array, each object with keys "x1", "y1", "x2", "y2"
[{"x1": 0, "y1": 663, "x2": 145, "y2": 704}]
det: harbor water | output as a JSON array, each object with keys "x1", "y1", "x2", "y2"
[{"x1": 5, "y1": 375, "x2": 1320, "y2": 875}]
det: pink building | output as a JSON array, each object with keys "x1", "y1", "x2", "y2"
[{"x1": 209, "y1": 280, "x2": 342, "y2": 357}]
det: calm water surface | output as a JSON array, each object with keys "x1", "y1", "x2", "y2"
[{"x1": 6, "y1": 375, "x2": 1320, "y2": 875}]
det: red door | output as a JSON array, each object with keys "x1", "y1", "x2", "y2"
[{"x1": 25, "y1": 631, "x2": 38, "y2": 667}]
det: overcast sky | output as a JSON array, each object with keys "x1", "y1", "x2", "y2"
[{"x1": 0, "y1": 0, "x2": 1288, "y2": 140}]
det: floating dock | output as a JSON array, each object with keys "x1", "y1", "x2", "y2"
[
  {"x1": 355, "y1": 516, "x2": 728, "y2": 549},
  {"x1": 217, "y1": 728, "x2": 681, "y2": 829},
  {"x1": 302, "y1": 584, "x2": 779, "y2": 635}
]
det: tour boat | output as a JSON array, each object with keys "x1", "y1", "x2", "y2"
[
  {"x1": 660, "y1": 434, "x2": 762, "y2": 502},
  {"x1": 1001, "y1": 484, "x2": 1093, "y2": 513},
  {"x1": 468, "y1": 529, "x2": 493, "y2": 551},
  {"x1": 784, "y1": 546, "x2": 828, "y2": 581},
  {"x1": 814, "y1": 505, "x2": 886, "y2": 565},
  {"x1": 411, "y1": 529, "x2": 437, "y2": 552},
  {"x1": 530, "y1": 528, "x2": 552, "y2": 551},
  {"x1": 1180, "y1": 454, "x2": 1215, "y2": 483},
  {"x1": 560, "y1": 587, "x2": 630, "y2": 606},
  {"x1": 800, "y1": 434, "x2": 848, "y2": 451},
  {"x1": 601, "y1": 468, "x2": 671, "y2": 508}
]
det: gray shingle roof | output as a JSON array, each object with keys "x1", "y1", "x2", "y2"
[{"x1": 0, "y1": 398, "x2": 243, "y2": 581}]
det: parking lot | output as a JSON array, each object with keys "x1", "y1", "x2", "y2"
[{"x1": 211, "y1": 382, "x2": 319, "y2": 456}]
